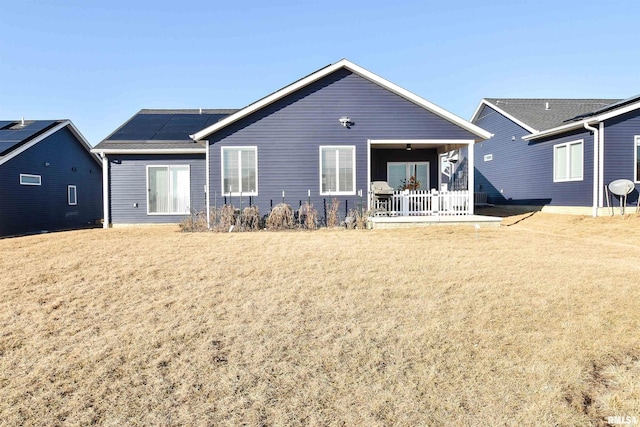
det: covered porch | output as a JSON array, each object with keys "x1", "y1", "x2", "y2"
[
  {"x1": 365, "y1": 139, "x2": 501, "y2": 228},
  {"x1": 366, "y1": 139, "x2": 475, "y2": 217}
]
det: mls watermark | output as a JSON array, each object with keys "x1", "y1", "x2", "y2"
[{"x1": 607, "y1": 415, "x2": 638, "y2": 425}]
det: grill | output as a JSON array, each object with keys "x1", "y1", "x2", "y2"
[{"x1": 371, "y1": 181, "x2": 395, "y2": 212}]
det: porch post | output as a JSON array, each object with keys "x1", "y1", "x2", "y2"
[
  {"x1": 366, "y1": 139, "x2": 371, "y2": 212},
  {"x1": 467, "y1": 141, "x2": 475, "y2": 215}
]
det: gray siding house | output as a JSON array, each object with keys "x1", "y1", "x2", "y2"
[
  {"x1": 471, "y1": 97, "x2": 640, "y2": 215},
  {"x1": 93, "y1": 59, "x2": 491, "y2": 227},
  {"x1": 0, "y1": 120, "x2": 103, "y2": 237}
]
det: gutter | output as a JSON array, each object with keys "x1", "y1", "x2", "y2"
[{"x1": 583, "y1": 122, "x2": 599, "y2": 217}]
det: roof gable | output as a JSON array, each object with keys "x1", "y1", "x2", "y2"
[
  {"x1": 0, "y1": 120, "x2": 98, "y2": 167},
  {"x1": 191, "y1": 59, "x2": 491, "y2": 142}
]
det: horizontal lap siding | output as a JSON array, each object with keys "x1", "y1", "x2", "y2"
[
  {"x1": 533, "y1": 129, "x2": 594, "y2": 206},
  {"x1": 0, "y1": 127, "x2": 102, "y2": 236},
  {"x1": 603, "y1": 111, "x2": 640, "y2": 204},
  {"x1": 209, "y1": 69, "x2": 478, "y2": 217},
  {"x1": 109, "y1": 154, "x2": 206, "y2": 224},
  {"x1": 473, "y1": 105, "x2": 594, "y2": 206}
]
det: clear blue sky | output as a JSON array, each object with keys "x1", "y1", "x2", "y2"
[{"x1": 2, "y1": 0, "x2": 639, "y2": 145}]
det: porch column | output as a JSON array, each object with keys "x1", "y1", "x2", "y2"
[{"x1": 467, "y1": 141, "x2": 475, "y2": 215}]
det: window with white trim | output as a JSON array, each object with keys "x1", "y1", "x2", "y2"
[
  {"x1": 635, "y1": 136, "x2": 640, "y2": 182},
  {"x1": 68, "y1": 185, "x2": 77, "y2": 205},
  {"x1": 222, "y1": 147, "x2": 258, "y2": 196},
  {"x1": 147, "y1": 165, "x2": 191, "y2": 214},
  {"x1": 320, "y1": 146, "x2": 356, "y2": 195},
  {"x1": 20, "y1": 174, "x2": 41, "y2": 186},
  {"x1": 554, "y1": 140, "x2": 583, "y2": 182}
]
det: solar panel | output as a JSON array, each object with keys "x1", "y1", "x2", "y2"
[
  {"x1": 108, "y1": 114, "x2": 173, "y2": 140},
  {"x1": 107, "y1": 113, "x2": 235, "y2": 141},
  {"x1": 0, "y1": 121, "x2": 16, "y2": 129},
  {"x1": 0, "y1": 120, "x2": 58, "y2": 154}
]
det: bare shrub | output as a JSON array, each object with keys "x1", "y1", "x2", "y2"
[
  {"x1": 266, "y1": 203, "x2": 295, "y2": 230},
  {"x1": 211, "y1": 205, "x2": 237, "y2": 232},
  {"x1": 179, "y1": 211, "x2": 208, "y2": 232},
  {"x1": 326, "y1": 198, "x2": 340, "y2": 228},
  {"x1": 351, "y1": 207, "x2": 370, "y2": 230},
  {"x1": 298, "y1": 202, "x2": 319, "y2": 230},
  {"x1": 240, "y1": 206, "x2": 261, "y2": 231}
]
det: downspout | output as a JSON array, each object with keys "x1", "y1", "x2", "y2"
[
  {"x1": 100, "y1": 152, "x2": 110, "y2": 228},
  {"x1": 204, "y1": 140, "x2": 210, "y2": 229},
  {"x1": 584, "y1": 122, "x2": 599, "y2": 217},
  {"x1": 598, "y1": 122, "x2": 605, "y2": 208}
]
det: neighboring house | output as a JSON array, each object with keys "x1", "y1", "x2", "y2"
[
  {"x1": 0, "y1": 119, "x2": 103, "y2": 237},
  {"x1": 470, "y1": 97, "x2": 640, "y2": 215},
  {"x1": 93, "y1": 59, "x2": 492, "y2": 227}
]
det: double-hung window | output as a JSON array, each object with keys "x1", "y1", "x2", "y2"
[
  {"x1": 635, "y1": 136, "x2": 640, "y2": 182},
  {"x1": 222, "y1": 147, "x2": 258, "y2": 195},
  {"x1": 320, "y1": 146, "x2": 355, "y2": 195},
  {"x1": 554, "y1": 140, "x2": 583, "y2": 182},
  {"x1": 147, "y1": 165, "x2": 191, "y2": 214}
]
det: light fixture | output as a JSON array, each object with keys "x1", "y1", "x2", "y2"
[
  {"x1": 339, "y1": 116, "x2": 353, "y2": 128},
  {"x1": 406, "y1": 144, "x2": 412, "y2": 151}
]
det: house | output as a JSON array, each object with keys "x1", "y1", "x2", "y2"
[
  {"x1": 0, "y1": 119, "x2": 103, "y2": 237},
  {"x1": 471, "y1": 97, "x2": 640, "y2": 216},
  {"x1": 93, "y1": 59, "x2": 494, "y2": 228}
]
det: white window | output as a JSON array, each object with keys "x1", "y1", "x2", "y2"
[
  {"x1": 68, "y1": 185, "x2": 77, "y2": 205},
  {"x1": 554, "y1": 140, "x2": 583, "y2": 182},
  {"x1": 20, "y1": 174, "x2": 41, "y2": 186},
  {"x1": 320, "y1": 146, "x2": 355, "y2": 195},
  {"x1": 147, "y1": 165, "x2": 191, "y2": 214},
  {"x1": 635, "y1": 136, "x2": 640, "y2": 182},
  {"x1": 221, "y1": 147, "x2": 258, "y2": 196}
]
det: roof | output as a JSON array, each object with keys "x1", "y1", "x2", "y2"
[
  {"x1": 191, "y1": 59, "x2": 492, "y2": 142},
  {"x1": 0, "y1": 119, "x2": 98, "y2": 167},
  {"x1": 0, "y1": 120, "x2": 60, "y2": 156},
  {"x1": 522, "y1": 94, "x2": 640, "y2": 140},
  {"x1": 472, "y1": 98, "x2": 620, "y2": 133},
  {"x1": 92, "y1": 109, "x2": 238, "y2": 153}
]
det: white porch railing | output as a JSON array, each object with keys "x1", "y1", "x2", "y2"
[{"x1": 371, "y1": 189, "x2": 471, "y2": 216}]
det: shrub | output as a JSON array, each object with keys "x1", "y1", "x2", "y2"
[
  {"x1": 298, "y1": 202, "x2": 319, "y2": 230},
  {"x1": 179, "y1": 210, "x2": 208, "y2": 232},
  {"x1": 239, "y1": 206, "x2": 261, "y2": 231},
  {"x1": 326, "y1": 198, "x2": 340, "y2": 228},
  {"x1": 266, "y1": 203, "x2": 295, "y2": 230},
  {"x1": 211, "y1": 205, "x2": 238, "y2": 232},
  {"x1": 345, "y1": 207, "x2": 370, "y2": 230}
]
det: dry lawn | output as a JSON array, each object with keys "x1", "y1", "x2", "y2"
[{"x1": 1, "y1": 211, "x2": 640, "y2": 426}]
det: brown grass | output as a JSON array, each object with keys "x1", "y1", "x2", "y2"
[{"x1": 1, "y1": 212, "x2": 640, "y2": 425}]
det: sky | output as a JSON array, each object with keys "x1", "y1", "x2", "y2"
[{"x1": 2, "y1": 0, "x2": 640, "y2": 146}]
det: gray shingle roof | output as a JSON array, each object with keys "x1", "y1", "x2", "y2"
[
  {"x1": 94, "y1": 109, "x2": 238, "y2": 152},
  {"x1": 484, "y1": 98, "x2": 621, "y2": 131}
]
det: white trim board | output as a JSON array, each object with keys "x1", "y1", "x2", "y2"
[
  {"x1": 191, "y1": 59, "x2": 492, "y2": 142},
  {"x1": 91, "y1": 148, "x2": 206, "y2": 154}
]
